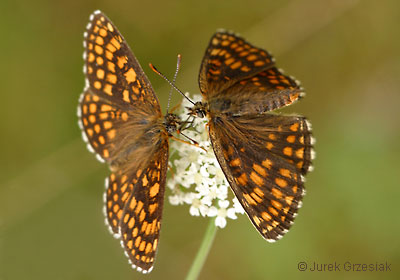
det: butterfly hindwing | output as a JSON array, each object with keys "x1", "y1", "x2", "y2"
[
  {"x1": 209, "y1": 67, "x2": 304, "y2": 115},
  {"x1": 119, "y1": 141, "x2": 169, "y2": 273},
  {"x1": 208, "y1": 113, "x2": 313, "y2": 241},
  {"x1": 104, "y1": 170, "x2": 135, "y2": 236}
]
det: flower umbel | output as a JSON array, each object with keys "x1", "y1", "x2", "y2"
[{"x1": 167, "y1": 95, "x2": 244, "y2": 228}]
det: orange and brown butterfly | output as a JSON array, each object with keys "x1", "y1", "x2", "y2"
[
  {"x1": 188, "y1": 30, "x2": 315, "y2": 242},
  {"x1": 77, "y1": 10, "x2": 182, "y2": 273}
]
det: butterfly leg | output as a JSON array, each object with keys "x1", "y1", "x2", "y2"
[{"x1": 169, "y1": 135, "x2": 207, "y2": 152}]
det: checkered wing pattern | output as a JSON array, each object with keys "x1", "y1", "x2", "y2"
[
  {"x1": 200, "y1": 31, "x2": 303, "y2": 115},
  {"x1": 119, "y1": 144, "x2": 168, "y2": 273},
  {"x1": 208, "y1": 114, "x2": 313, "y2": 241},
  {"x1": 194, "y1": 30, "x2": 315, "y2": 241},
  {"x1": 78, "y1": 10, "x2": 170, "y2": 273},
  {"x1": 83, "y1": 11, "x2": 161, "y2": 111}
]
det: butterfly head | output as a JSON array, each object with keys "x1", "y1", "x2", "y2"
[
  {"x1": 163, "y1": 113, "x2": 181, "y2": 135},
  {"x1": 188, "y1": 101, "x2": 207, "y2": 118}
]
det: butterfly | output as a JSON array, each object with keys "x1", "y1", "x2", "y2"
[
  {"x1": 189, "y1": 30, "x2": 315, "y2": 242},
  {"x1": 77, "y1": 10, "x2": 182, "y2": 273}
]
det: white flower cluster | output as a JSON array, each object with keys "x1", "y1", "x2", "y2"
[{"x1": 167, "y1": 95, "x2": 245, "y2": 228}]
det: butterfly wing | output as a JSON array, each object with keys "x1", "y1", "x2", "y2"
[
  {"x1": 199, "y1": 30, "x2": 274, "y2": 97},
  {"x1": 118, "y1": 136, "x2": 169, "y2": 273},
  {"x1": 208, "y1": 113, "x2": 313, "y2": 241},
  {"x1": 199, "y1": 31, "x2": 303, "y2": 113},
  {"x1": 78, "y1": 10, "x2": 169, "y2": 273},
  {"x1": 83, "y1": 11, "x2": 161, "y2": 111}
]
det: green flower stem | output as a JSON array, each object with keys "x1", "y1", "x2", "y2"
[{"x1": 185, "y1": 218, "x2": 218, "y2": 280}]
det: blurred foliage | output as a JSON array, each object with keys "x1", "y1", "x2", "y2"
[{"x1": 1, "y1": 0, "x2": 399, "y2": 279}]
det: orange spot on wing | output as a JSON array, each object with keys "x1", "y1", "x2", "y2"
[
  {"x1": 135, "y1": 201, "x2": 144, "y2": 215},
  {"x1": 271, "y1": 188, "x2": 283, "y2": 199},
  {"x1": 107, "y1": 129, "x2": 116, "y2": 139},
  {"x1": 286, "y1": 135, "x2": 296, "y2": 143},
  {"x1": 103, "y1": 83, "x2": 113, "y2": 96},
  {"x1": 268, "y1": 134, "x2": 277, "y2": 140},
  {"x1": 122, "y1": 90, "x2": 130, "y2": 103},
  {"x1": 128, "y1": 217, "x2": 135, "y2": 228},
  {"x1": 105, "y1": 50, "x2": 113, "y2": 60},
  {"x1": 95, "y1": 36, "x2": 104, "y2": 45},
  {"x1": 117, "y1": 56, "x2": 127, "y2": 68},
  {"x1": 268, "y1": 207, "x2": 279, "y2": 216},
  {"x1": 261, "y1": 211, "x2": 272, "y2": 221},
  {"x1": 283, "y1": 147, "x2": 293, "y2": 156},
  {"x1": 125, "y1": 68, "x2": 137, "y2": 83},
  {"x1": 225, "y1": 57, "x2": 235, "y2": 65},
  {"x1": 142, "y1": 175, "x2": 148, "y2": 186},
  {"x1": 145, "y1": 243, "x2": 152, "y2": 254},
  {"x1": 129, "y1": 197, "x2": 137, "y2": 210},
  {"x1": 149, "y1": 183, "x2": 160, "y2": 197},
  {"x1": 285, "y1": 196, "x2": 294, "y2": 205},
  {"x1": 110, "y1": 37, "x2": 121, "y2": 50},
  {"x1": 279, "y1": 168, "x2": 291, "y2": 178},
  {"x1": 236, "y1": 173, "x2": 248, "y2": 185},
  {"x1": 94, "y1": 45, "x2": 103, "y2": 55},
  {"x1": 271, "y1": 200, "x2": 282, "y2": 210},
  {"x1": 106, "y1": 43, "x2": 117, "y2": 52},
  {"x1": 107, "y1": 22, "x2": 114, "y2": 32},
  {"x1": 88, "y1": 52, "x2": 95, "y2": 62},
  {"x1": 275, "y1": 178, "x2": 288, "y2": 188},
  {"x1": 253, "y1": 164, "x2": 267, "y2": 177},
  {"x1": 262, "y1": 159, "x2": 272, "y2": 169},
  {"x1": 230, "y1": 61, "x2": 242, "y2": 69},
  {"x1": 103, "y1": 121, "x2": 112, "y2": 129},
  {"x1": 139, "y1": 209, "x2": 146, "y2": 222},
  {"x1": 243, "y1": 193, "x2": 257, "y2": 205},
  {"x1": 103, "y1": 149, "x2": 109, "y2": 158},
  {"x1": 149, "y1": 203, "x2": 158, "y2": 215},
  {"x1": 253, "y1": 187, "x2": 264, "y2": 198},
  {"x1": 296, "y1": 148, "x2": 304, "y2": 158},
  {"x1": 134, "y1": 236, "x2": 141, "y2": 248},
  {"x1": 139, "y1": 241, "x2": 146, "y2": 251},
  {"x1": 94, "y1": 81, "x2": 102, "y2": 89},
  {"x1": 266, "y1": 142, "x2": 274, "y2": 150},
  {"x1": 99, "y1": 28, "x2": 107, "y2": 37},
  {"x1": 290, "y1": 123, "x2": 299, "y2": 131},
  {"x1": 250, "y1": 171, "x2": 264, "y2": 186},
  {"x1": 106, "y1": 74, "x2": 117, "y2": 84},
  {"x1": 250, "y1": 192, "x2": 263, "y2": 203}
]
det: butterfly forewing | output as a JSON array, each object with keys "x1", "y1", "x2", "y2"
[
  {"x1": 83, "y1": 11, "x2": 161, "y2": 112},
  {"x1": 199, "y1": 30, "x2": 274, "y2": 98},
  {"x1": 208, "y1": 114, "x2": 312, "y2": 241}
]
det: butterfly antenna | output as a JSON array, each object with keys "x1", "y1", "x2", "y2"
[
  {"x1": 149, "y1": 57, "x2": 195, "y2": 106},
  {"x1": 165, "y1": 54, "x2": 182, "y2": 113}
]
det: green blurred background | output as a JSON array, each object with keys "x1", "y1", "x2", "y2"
[{"x1": 1, "y1": 0, "x2": 399, "y2": 279}]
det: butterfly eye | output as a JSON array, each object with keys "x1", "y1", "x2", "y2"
[{"x1": 196, "y1": 111, "x2": 205, "y2": 118}]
